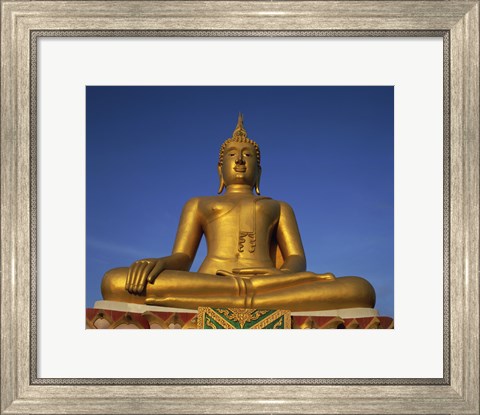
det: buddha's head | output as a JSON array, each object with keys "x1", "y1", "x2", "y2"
[{"x1": 218, "y1": 114, "x2": 261, "y2": 194}]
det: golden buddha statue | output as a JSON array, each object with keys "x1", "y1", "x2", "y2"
[{"x1": 101, "y1": 114, "x2": 376, "y2": 312}]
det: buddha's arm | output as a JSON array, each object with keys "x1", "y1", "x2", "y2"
[
  {"x1": 272, "y1": 201, "x2": 335, "y2": 281},
  {"x1": 170, "y1": 197, "x2": 203, "y2": 266},
  {"x1": 125, "y1": 197, "x2": 203, "y2": 294},
  {"x1": 275, "y1": 201, "x2": 307, "y2": 273}
]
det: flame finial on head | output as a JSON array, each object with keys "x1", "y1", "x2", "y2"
[{"x1": 232, "y1": 113, "x2": 248, "y2": 140}]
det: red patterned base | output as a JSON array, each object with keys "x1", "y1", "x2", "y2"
[{"x1": 86, "y1": 308, "x2": 393, "y2": 329}]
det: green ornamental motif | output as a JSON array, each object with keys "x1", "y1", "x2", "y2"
[{"x1": 198, "y1": 307, "x2": 291, "y2": 329}]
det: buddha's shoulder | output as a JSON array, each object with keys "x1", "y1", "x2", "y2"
[
  {"x1": 277, "y1": 200, "x2": 294, "y2": 209},
  {"x1": 276, "y1": 200, "x2": 295, "y2": 209}
]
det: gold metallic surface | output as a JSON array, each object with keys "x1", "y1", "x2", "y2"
[{"x1": 101, "y1": 115, "x2": 376, "y2": 312}]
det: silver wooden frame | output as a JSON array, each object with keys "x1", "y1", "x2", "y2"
[{"x1": 1, "y1": 1, "x2": 478, "y2": 414}]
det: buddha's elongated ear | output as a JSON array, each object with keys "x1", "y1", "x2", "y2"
[
  {"x1": 254, "y1": 166, "x2": 262, "y2": 195},
  {"x1": 217, "y1": 165, "x2": 226, "y2": 194}
]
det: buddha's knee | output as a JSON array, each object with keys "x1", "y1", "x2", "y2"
[
  {"x1": 342, "y1": 276, "x2": 376, "y2": 307},
  {"x1": 101, "y1": 267, "x2": 128, "y2": 300}
]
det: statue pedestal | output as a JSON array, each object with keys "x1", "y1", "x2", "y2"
[
  {"x1": 87, "y1": 301, "x2": 392, "y2": 329},
  {"x1": 94, "y1": 300, "x2": 379, "y2": 318}
]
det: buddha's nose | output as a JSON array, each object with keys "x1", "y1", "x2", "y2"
[{"x1": 235, "y1": 156, "x2": 245, "y2": 165}]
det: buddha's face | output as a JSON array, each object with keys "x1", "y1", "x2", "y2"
[{"x1": 221, "y1": 141, "x2": 259, "y2": 188}]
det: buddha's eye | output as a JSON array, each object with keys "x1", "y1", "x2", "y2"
[
  {"x1": 244, "y1": 153, "x2": 251, "y2": 157},
  {"x1": 229, "y1": 153, "x2": 235, "y2": 157}
]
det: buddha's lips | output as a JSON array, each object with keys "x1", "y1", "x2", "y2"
[{"x1": 234, "y1": 167, "x2": 246, "y2": 172}]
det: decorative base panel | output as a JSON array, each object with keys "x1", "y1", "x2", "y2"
[{"x1": 198, "y1": 307, "x2": 290, "y2": 329}]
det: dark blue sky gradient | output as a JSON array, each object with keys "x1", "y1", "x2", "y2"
[{"x1": 86, "y1": 86, "x2": 394, "y2": 317}]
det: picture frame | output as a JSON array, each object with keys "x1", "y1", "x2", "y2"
[{"x1": 1, "y1": 1, "x2": 478, "y2": 414}]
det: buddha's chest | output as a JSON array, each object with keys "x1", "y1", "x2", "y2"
[{"x1": 199, "y1": 197, "x2": 280, "y2": 232}]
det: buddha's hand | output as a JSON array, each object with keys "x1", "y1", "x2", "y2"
[{"x1": 126, "y1": 258, "x2": 166, "y2": 295}]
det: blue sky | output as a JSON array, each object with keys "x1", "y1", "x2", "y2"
[{"x1": 86, "y1": 86, "x2": 394, "y2": 317}]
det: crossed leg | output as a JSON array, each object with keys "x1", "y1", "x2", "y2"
[{"x1": 102, "y1": 267, "x2": 375, "y2": 311}]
